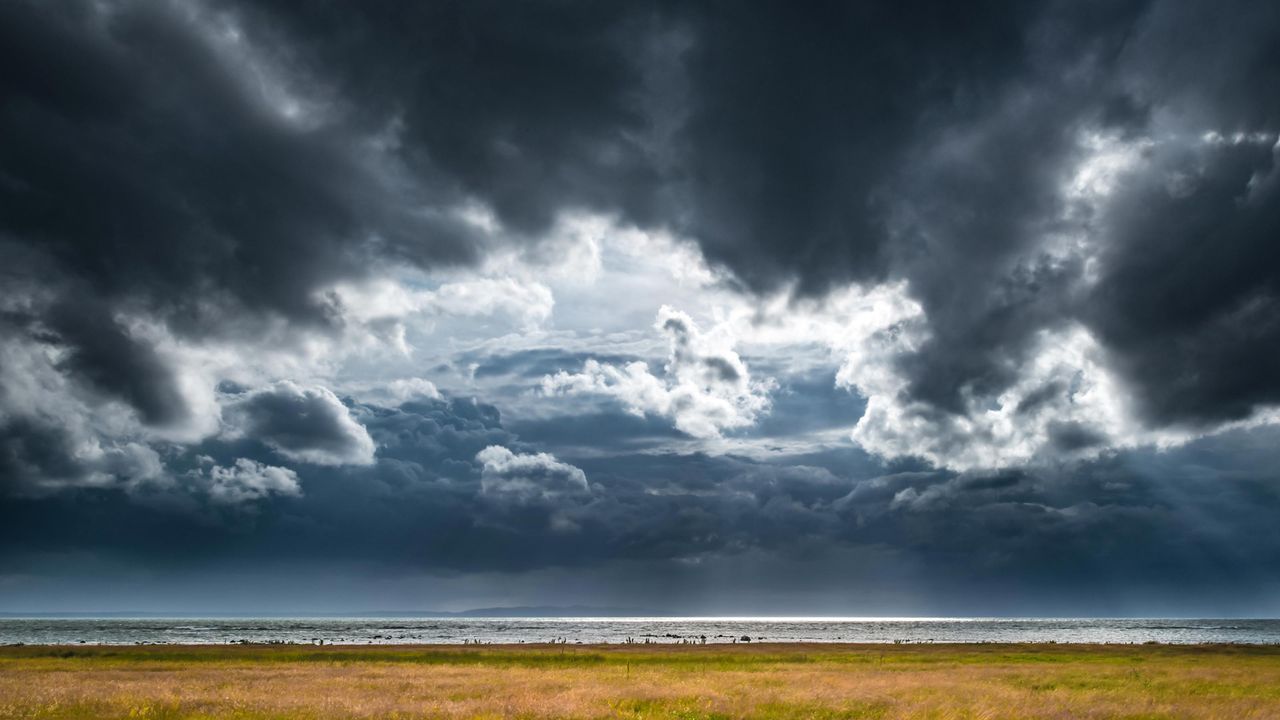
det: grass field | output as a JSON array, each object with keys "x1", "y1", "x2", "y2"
[{"x1": 1, "y1": 642, "x2": 1279, "y2": 719}]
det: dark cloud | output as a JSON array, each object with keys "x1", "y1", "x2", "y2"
[
  {"x1": 671, "y1": 1, "x2": 1044, "y2": 296},
  {"x1": 245, "y1": 0, "x2": 666, "y2": 236},
  {"x1": 4, "y1": 393, "x2": 1280, "y2": 612},
  {"x1": 507, "y1": 410, "x2": 686, "y2": 457},
  {"x1": 666, "y1": 0, "x2": 1279, "y2": 444},
  {"x1": 675, "y1": 0, "x2": 1279, "y2": 437},
  {"x1": 0, "y1": 0, "x2": 487, "y2": 432},
  {"x1": 0, "y1": 417, "x2": 162, "y2": 496},
  {"x1": 5, "y1": 0, "x2": 1277, "y2": 446},
  {"x1": 0, "y1": 0, "x2": 668, "y2": 449},
  {"x1": 1085, "y1": 137, "x2": 1280, "y2": 426},
  {"x1": 225, "y1": 382, "x2": 375, "y2": 466},
  {"x1": 0, "y1": 0, "x2": 480, "y2": 325},
  {"x1": 0, "y1": 420, "x2": 89, "y2": 492},
  {"x1": 46, "y1": 302, "x2": 189, "y2": 427},
  {"x1": 1046, "y1": 421, "x2": 1106, "y2": 452}
]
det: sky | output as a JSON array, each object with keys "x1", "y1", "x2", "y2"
[{"x1": 2, "y1": 0, "x2": 1280, "y2": 616}]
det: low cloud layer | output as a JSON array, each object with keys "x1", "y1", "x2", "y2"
[{"x1": 4, "y1": 388, "x2": 1279, "y2": 613}]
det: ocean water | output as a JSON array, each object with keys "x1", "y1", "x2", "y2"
[{"x1": 2, "y1": 617, "x2": 1278, "y2": 646}]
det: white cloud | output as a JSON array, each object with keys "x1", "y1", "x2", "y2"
[
  {"x1": 845, "y1": 325, "x2": 1132, "y2": 470},
  {"x1": 542, "y1": 306, "x2": 775, "y2": 438},
  {"x1": 714, "y1": 279, "x2": 1172, "y2": 471},
  {"x1": 428, "y1": 278, "x2": 555, "y2": 328},
  {"x1": 329, "y1": 275, "x2": 555, "y2": 334},
  {"x1": 340, "y1": 377, "x2": 441, "y2": 406},
  {"x1": 549, "y1": 278, "x2": 1180, "y2": 471},
  {"x1": 194, "y1": 457, "x2": 302, "y2": 504},
  {"x1": 478, "y1": 212, "x2": 719, "y2": 290},
  {"x1": 475, "y1": 445, "x2": 589, "y2": 500},
  {"x1": 383, "y1": 377, "x2": 442, "y2": 403}
]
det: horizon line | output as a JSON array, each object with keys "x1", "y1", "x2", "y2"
[{"x1": 3, "y1": 613, "x2": 1277, "y2": 621}]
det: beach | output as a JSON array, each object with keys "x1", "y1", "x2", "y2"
[{"x1": 2, "y1": 642, "x2": 1279, "y2": 719}]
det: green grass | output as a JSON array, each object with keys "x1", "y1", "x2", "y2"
[{"x1": 2, "y1": 642, "x2": 1278, "y2": 719}]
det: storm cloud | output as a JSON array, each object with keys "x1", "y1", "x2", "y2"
[
  {"x1": 223, "y1": 382, "x2": 376, "y2": 466},
  {"x1": 2, "y1": 0, "x2": 1280, "y2": 613}
]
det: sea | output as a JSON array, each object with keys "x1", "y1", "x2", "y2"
[{"x1": 2, "y1": 617, "x2": 1279, "y2": 646}]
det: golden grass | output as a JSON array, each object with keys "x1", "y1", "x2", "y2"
[{"x1": 1, "y1": 642, "x2": 1278, "y2": 719}]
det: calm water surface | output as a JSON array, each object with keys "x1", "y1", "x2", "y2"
[{"x1": 2, "y1": 618, "x2": 1278, "y2": 645}]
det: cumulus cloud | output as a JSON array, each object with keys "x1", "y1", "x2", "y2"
[
  {"x1": 223, "y1": 382, "x2": 375, "y2": 466},
  {"x1": 0, "y1": 321, "x2": 173, "y2": 494},
  {"x1": 0, "y1": 419, "x2": 165, "y2": 495},
  {"x1": 193, "y1": 457, "x2": 302, "y2": 505},
  {"x1": 832, "y1": 127, "x2": 1280, "y2": 470},
  {"x1": 543, "y1": 306, "x2": 774, "y2": 438},
  {"x1": 839, "y1": 323, "x2": 1139, "y2": 471},
  {"x1": 336, "y1": 377, "x2": 442, "y2": 408},
  {"x1": 475, "y1": 445, "x2": 589, "y2": 501}
]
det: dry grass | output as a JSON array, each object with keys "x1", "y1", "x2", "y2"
[{"x1": 1, "y1": 642, "x2": 1279, "y2": 719}]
